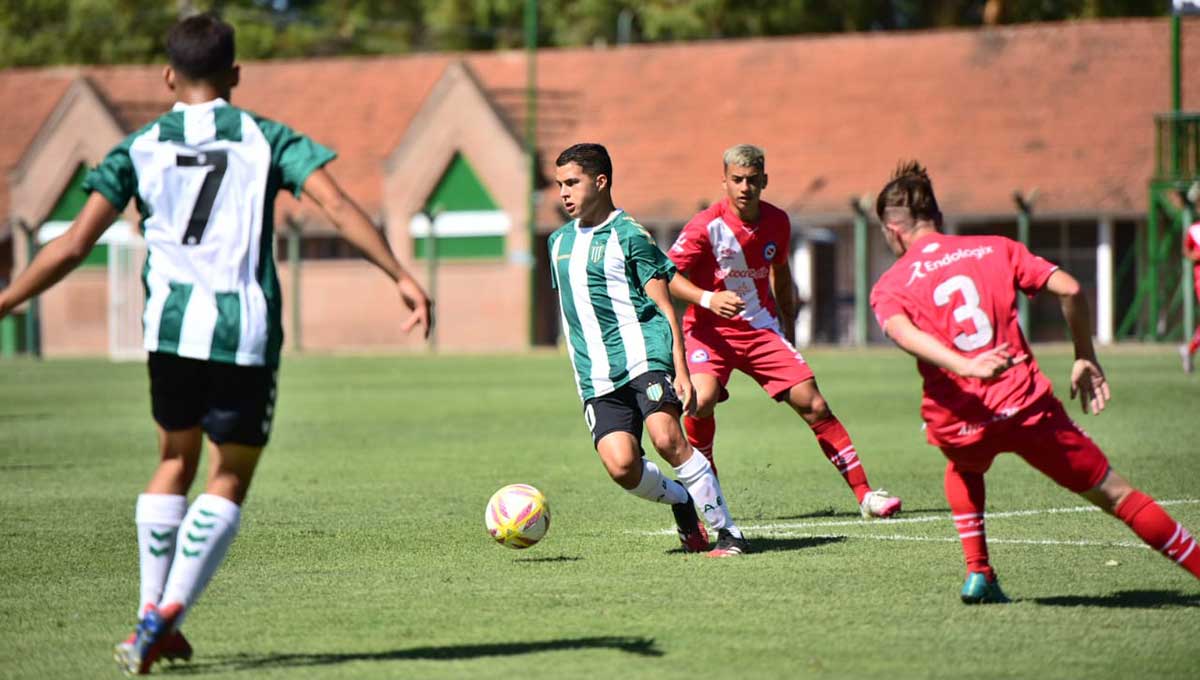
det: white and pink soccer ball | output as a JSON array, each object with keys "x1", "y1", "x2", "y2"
[{"x1": 485, "y1": 483, "x2": 550, "y2": 549}]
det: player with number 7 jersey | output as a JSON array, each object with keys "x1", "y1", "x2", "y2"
[{"x1": 84, "y1": 99, "x2": 333, "y2": 367}]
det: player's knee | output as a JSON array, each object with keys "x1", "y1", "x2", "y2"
[
  {"x1": 648, "y1": 428, "x2": 686, "y2": 461},
  {"x1": 793, "y1": 390, "x2": 830, "y2": 422},
  {"x1": 604, "y1": 458, "x2": 640, "y2": 489},
  {"x1": 693, "y1": 395, "x2": 717, "y2": 418}
]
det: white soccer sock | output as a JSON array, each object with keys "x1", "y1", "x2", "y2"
[
  {"x1": 626, "y1": 459, "x2": 689, "y2": 505},
  {"x1": 160, "y1": 493, "x2": 241, "y2": 618},
  {"x1": 135, "y1": 494, "x2": 187, "y2": 617},
  {"x1": 674, "y1": 449, "x2": 741, "y2": 537}
]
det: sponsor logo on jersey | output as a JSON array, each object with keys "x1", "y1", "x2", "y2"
[
  {"x1": 921, "y1": 242, "x2": 941, "y2": 254},
  {"x1": 718, "y1": 246, "x2": 737, "y2": 263},
  {"x1": 905, "y1": 245, "x2": 995, "y2": 287},
  {"x1": 646, "y1": 383, "x2": 664, "y2": 402},
  {"x1": 715, "y1": 265, "x2": 770, "y2": 281},
  {"x1": 690, "y1": 349, "x2": 710, "y2": 363},
  {"x1": 671, "y1": 233, "x2": 688, "y2": 253},
  {"x1": 763, "y1": 241, "x2": 777, "y2": 260}
]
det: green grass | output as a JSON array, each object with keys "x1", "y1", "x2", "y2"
[{"x1": 1, "y1": 346, "x2": 1198, "y2": 679}]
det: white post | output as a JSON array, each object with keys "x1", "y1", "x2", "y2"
[{"x1": 1096, "y1": 217, "x2": 1114, "y2": 345}]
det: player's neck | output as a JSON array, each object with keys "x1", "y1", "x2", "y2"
[
  {"x1": 727, "y1": 199, "x2": 760, "y2": 225},
  {"x1": 174, "y1": 85, "x2": 231, "y2": 106},
  {"x1": 577, "y1": 198, "x2": 617, "y2": 228},
  {"x1": 902, "y1": 226, "x2": 940, "y2": 253}
]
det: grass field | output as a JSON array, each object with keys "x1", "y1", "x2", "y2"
[{"x1": 1, "y1": 346, "x2": 1198, "y2": 679}]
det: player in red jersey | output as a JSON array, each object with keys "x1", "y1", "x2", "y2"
[
  {"x1": 1180, "y1": 220, "x2": 1200, "y2": 373},
  {"x1": 870, "y1": 161, "x2": 1200, "y2": 603},
  {"x1": 667, "y1": 144, "x2": 901, "y2": 518}
]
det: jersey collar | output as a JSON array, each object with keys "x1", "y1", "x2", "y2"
[
  {"x1": 574, "y1": 208, "x2": 623, "y2": 232},
  {"x1": 171, "y1": 97, "x2": 230, "y2": 112}
]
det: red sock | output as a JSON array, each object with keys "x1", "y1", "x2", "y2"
[
  {"x1": 944, "y1": 463, "x2": 994, "y2": 580},
  {"x1": 1189, "y1": 326, "x2": 1200, "y2": 354},
  {"x1": 1115, "y1": 490, "x2": 1200, "y2": 579},
  {"x1": 809, "y1": 417, "x2": 871, "y2": 503},
  {"x1": 683, "y1": 414, "x2": 717, "y2": 477}
]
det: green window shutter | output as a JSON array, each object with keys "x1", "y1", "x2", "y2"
[
  {"x1": 48, "y1": 165, "x2": 90, "y2": 221},
  {"x1": 416, "y1": 153, "x2": 506, "y2": 260},
  {"x1": 48, "y1": 165, "x2": 109, "y2": 268},
  {"x1": 424, "y1": 153, "x2": 499, "y2": 213}
]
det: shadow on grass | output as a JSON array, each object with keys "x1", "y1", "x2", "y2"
[
  {"x1": 167, "y1": 636, "x2": 663, "y2": 673},
  {"x1": 665, "y1": 535, "x2": 846, "y2": 555},
  {"x1": 767, "y1": 507, "x2": 948, "y2": 521},
  {"x1": 751, "y1": 535, "x2": 846, "y2": 553},
  {"x1": 1033, "y1": 589, "x2": 1200, "y2": 609},
  {"x1": 513, "y1": 555, "x2": 582, "y2": 564}
]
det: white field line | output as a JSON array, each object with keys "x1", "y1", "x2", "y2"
[{"x1": 643, "y1": 498, "x2": 1200, "y2": 551}]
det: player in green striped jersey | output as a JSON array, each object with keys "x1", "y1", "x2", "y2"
[
  {"x1": 0, "y1": 14, "x2": 432, "y2": 675},
  {"x1": 550, "y1": 143, "x2": 748, "y2": 557}
]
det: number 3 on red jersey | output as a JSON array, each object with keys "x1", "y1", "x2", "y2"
[{"x1": 933, "y1": 275, "x2": 994, "y2": 351}]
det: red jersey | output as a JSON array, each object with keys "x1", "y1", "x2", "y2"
[
  {"x1": 1186, "y1": 221, "x2": 1200, "y2": 278},
  {"x1": 668, "y1": 198, "x2": 790, "y2": 333},
  {"x1": 869, "y1": 232, "x2": 1059, "y2": 448}
]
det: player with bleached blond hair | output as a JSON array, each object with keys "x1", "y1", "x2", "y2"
[{"x1": 668, "y1": 144, "x2": 902, "y2": 519}]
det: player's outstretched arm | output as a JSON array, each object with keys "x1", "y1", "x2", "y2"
[
  {"x1": 302, "y1": 169, "x2": 433, "y2": 338},
  {"x1": 883, "y1": 314, "x2": 1024, "y2": 380},
  {"x1": 0, "y1": 193, "x2": 117, "y2": 319},
  {"x1": 667, "y1": 272, "x2": 744, "y2": 319},
  {"x1": 647, "y1": 277, "x2": 696, "y2": 415},
  {"x1": 1044, "y1": 269, "x2": 1110, "y2": 415}
]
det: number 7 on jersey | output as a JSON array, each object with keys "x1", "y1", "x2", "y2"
[{"x1": 176, "y1": 151, "x2": 228, "y2": 245}]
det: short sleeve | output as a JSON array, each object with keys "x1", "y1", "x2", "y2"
[
  {"x1": 1008, "y1": 239, "x2": 1058, "y2": 296},
  {"x1": 82, "y1": 138, "x2": 137, "y2": 211},
  {"x1": 667, "y1": 215, "x2": 709, "y2": 273},
  {"x1": 625, "y1": 222, "x2": 677, "y2": 284},
  {"x1": 255, "y1": 117, "x2": 337, "y2": 197},
  {"x1": 869, "y1": 279, "x2": 909, "y2": 333}
]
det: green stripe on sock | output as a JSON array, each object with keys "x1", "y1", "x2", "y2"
[
  {"x1": 182, "y1": 547, "x2": 201, "y2": 558},
  {"x1": 149, "y1": 546, "x2": 170, "y2": 557},
  {"x1": 157, "y1": 282, "x2": 193, "y2": 353},
  {"x1": 210, "y1": 292, "x2": 241, "y2": 363},
  {"x1": 192, "y1": 520, "x2": 215, "y2": 530},
  {"x1": 186, "y1": 532, "x2": 208, "y2": 543},
  {"x1": 149, "y1": 529, "x2": 173, "y2": 541}
]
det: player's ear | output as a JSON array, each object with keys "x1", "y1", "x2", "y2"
[
  {"x1": 761, "y1": 173, "x2": 769, "y2": 190},
  {"x1": 163, "y1": 66, "x2": 176, "y2": 92},
  {"x1": 229, "y1": 64, "x2": 240, "y2": 89},
  {"x1": 595, "y1": 173, "x2": 609, "y2": 192}
]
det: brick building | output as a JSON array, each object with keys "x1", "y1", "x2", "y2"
[{"x1": 1, "y1": 18, "x2": 1196, "y2": 357}]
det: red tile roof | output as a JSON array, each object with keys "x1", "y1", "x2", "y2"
[{"x1": 3, "y1": 18, "x2": 1196, "y2": 234}]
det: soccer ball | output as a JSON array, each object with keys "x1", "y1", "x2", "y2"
[{"x1": 485, "y1": 484, "x2": 550, "y2": 549}]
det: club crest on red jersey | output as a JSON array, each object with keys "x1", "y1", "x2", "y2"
[{"x1": 763, "y1": 242, "x2": 777, "y2": 260}]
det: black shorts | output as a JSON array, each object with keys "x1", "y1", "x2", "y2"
[
  {"x1": 148, "y1": 352, "x2": 277, "y2": 447},
  {"x1": 583, "y1": 371, "x2": 682, "y2": 447}
]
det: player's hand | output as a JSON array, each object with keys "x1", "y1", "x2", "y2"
[
  {"x1": 674, "y1": 374, "x2": 697, "y2": 417},
  {"x1": 1070, "y1": 358, "x2": 1110, "y2": 415},
  {"x1": 958, "y1": 343, "x2": 1027, "y2": 380},
  {"x1": 708, "y1": 291, "x2": 745, "y2": 319},
  {"x1": 397, "y1": 278, "x2": 434, "y2": 339}
]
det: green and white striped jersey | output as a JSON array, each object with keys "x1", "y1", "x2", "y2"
[
  {"x1": 549, "y1": 210, "x2": 678, "y2": 402},
  {"x1": 84, "y1": 98, "x2": 335, "y2": 367}
]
